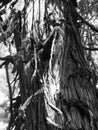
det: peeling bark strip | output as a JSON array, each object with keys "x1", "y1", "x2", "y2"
[{"x1": 43, "y1": 29, "x2": 65, "y2": 128}]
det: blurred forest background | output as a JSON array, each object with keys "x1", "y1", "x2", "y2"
[{"x1": 1, "y1": 0, "x2": 98, "y2": 130}]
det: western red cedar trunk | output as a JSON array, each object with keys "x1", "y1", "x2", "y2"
[{"x1": 8, "y1": 0, "x2": 98, "y2": 130}]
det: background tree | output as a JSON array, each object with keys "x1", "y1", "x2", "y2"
[{"x1": 0, "y1": 0, "x2": 98, "y2": 130}]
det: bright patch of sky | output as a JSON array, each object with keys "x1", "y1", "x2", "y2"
[
  {"x1": 0, "y1": 122, "x2": 8, "y2": 130},
  {"x1": 14, "y1": 0, "x2": 25, "y2": 11}
]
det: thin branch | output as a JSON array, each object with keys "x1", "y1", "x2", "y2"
[
  {"x1": 0, "y1": 55, "x2": 15, "y2": 64},
  {"x1": 0, "y1": 61, "x2": 6, "y2": 68},
  {"x1": 0, "y1": 55, "x2": 15, "y2": 69},
  {"x1": 78, "y1": 13, "x2": 98, "y2": 33},
  {"x1": 5, "y1": 64, "x2": 13, "y2": 130},
  {"x1": 69, "y1": 6, "x2": 98, "y2": 33},
  {"x1": 82, "y1": 46, "x2": 98, "y2": 51}
]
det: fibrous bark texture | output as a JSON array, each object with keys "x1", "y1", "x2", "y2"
[{"x1": 4, "y1": 0, "x2": 98, "y2": 130}]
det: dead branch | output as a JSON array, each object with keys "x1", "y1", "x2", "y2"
[
  {"x1": 5, "y1": 64, "x2": 13, "y2": 130},
  {"x1": 0, "y1": 55, "x2": 15, "y2": 70},
  {"x1": 0, "y1": 55, "x2": 14, "y2": 63},
  {"x1": 19, "y1": 88, "x2": 43, "y2": 117}
]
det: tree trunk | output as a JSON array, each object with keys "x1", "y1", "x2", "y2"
[{"x1": 8, "y1": 0, "x2": 98, "y2": 130}]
